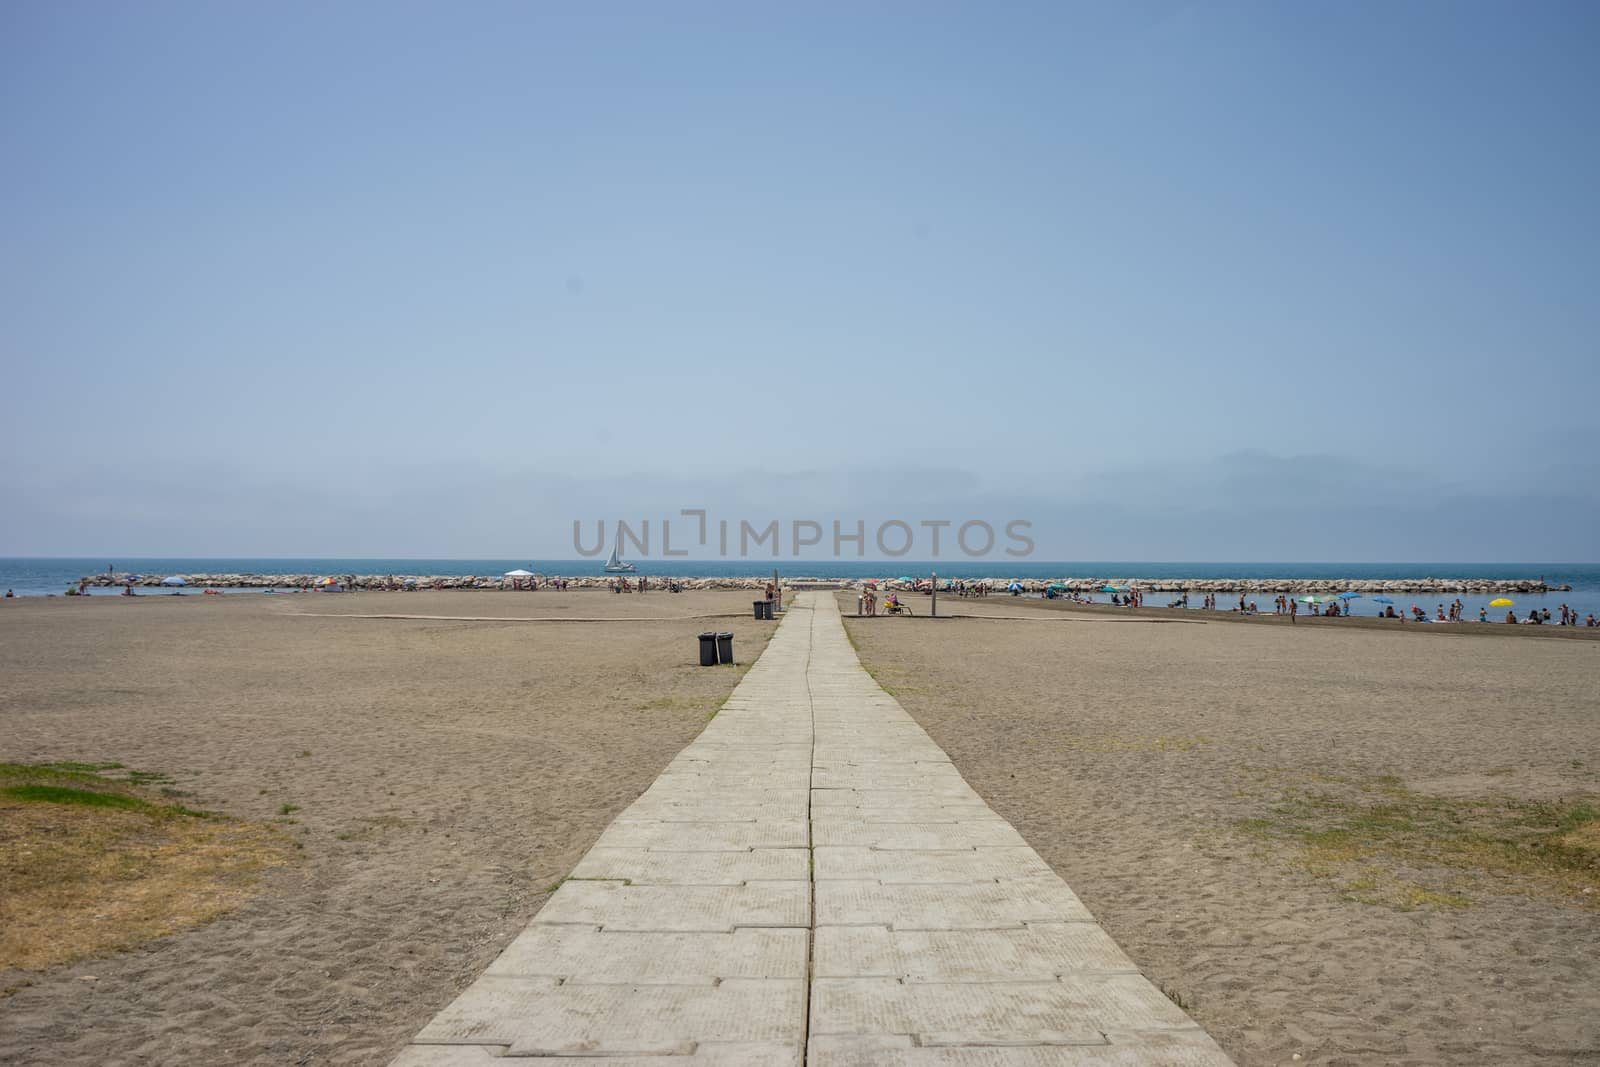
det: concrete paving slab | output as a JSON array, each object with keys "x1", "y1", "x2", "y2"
[
  {"x1": 485, "y1": 926, "x2": 807, "y2": 982},
  {"x1": 417, "y1": 976, "x2": 805, "y2": 1053},
  {"x1": 809, "y1": 975, "x2": 1198, "y2": 1043},
  {"x1": 816, "y1": 878, "x2": 1092, "y2": 928},
  {"x1": 535, "y1": 880, "x2": 809, "y2": 931},
  {"x1": 807, "y1": 1032, "x2": 1233, "y2": 1065},
  {"x1": 812, "y1": 847, "x2": 1054, "y2": 884},
  {"x1": 654, "y1": 770, "x2": 814, "y2": 787},
  {"x1": 616, "y1": 803, "x2": 804, "y2": 822},
  {"x1": 811, "y1": 770, "x2": 971, "y2": 791},
  {"x1": 571, "y1": 847, "x2": 809, "y2": 885},
  {"x1": 395, "y1": 1043, "x2": 804, "y2": 1067},
  {"x1": 847, "y1": 806, "x2": 1007, "y2": 824},
  {"x1": 811, "y1": 787, "x2": 986, "y2": 806},
  {"x1": 811, "y1": 821, "x2": 1027, "y2": 849},
  {"x1": 595, "y1": 819, "x2": 808, "y2": 851},
  {"x1": 813, "y1": 924, "x2": 1138, "y2": 980},
  {"x1": 640, "y1": 782, "x2": 810, "y2": 803}
]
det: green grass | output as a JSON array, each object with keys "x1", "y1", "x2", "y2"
[
  {"x1": 125, "y1": 770, "x2": 174, "y2": 785},
  {"x1": 0, "y1": 764, "x2": 212, "y2": 820},
  {"x1": 0, "y1": 761, "x2": 122, "y2": 782},
  {"x1": 2, "y1": 784, "x2": 155, "y2": 812},
  {"x1": 1235, "y1": 775, "x2": 1600, "y2": 910}
]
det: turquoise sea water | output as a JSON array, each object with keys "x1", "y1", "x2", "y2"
[{"x1": 5, "y1": 558, "x2": 1598, "y2": 623}]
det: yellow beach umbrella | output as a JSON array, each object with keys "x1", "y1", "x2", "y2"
[{"x1": 1489, "y1": 597, "x2": 1514, "y2": 607}]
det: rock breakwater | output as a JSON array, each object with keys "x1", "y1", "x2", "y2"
[{"x1": 79, "y1": 573, "x2": 1568, "y2": 594}]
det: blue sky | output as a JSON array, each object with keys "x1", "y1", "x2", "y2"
[{"x1": 3, "y1": 1, "x2": 1596, "y2": 560}]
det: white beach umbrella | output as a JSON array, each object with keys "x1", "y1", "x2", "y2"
[
  {"x1": 160, "y1": 576, "x2": 188, "y2": 587},
  {"x1": 504, "y1": 569, "x2": 534, "y2": 577}
]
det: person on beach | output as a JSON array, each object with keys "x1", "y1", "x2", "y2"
[
  {"x1": 1290, "y1": 598, "x2": 1298, "y2": 624},
  {"x1": 1479, "y1": 607, "x2": 1487, "y2": 623}
]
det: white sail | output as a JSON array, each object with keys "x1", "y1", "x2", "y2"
[{"x1": 603, "y1": 532, "x2": 636, "y2": 572}]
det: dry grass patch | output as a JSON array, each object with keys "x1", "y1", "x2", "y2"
[
  {"x1": 0, "y1": 763, "x2": 290, "y2": 975},
  {"x1": 1236, "y1": 772, "x2": 1600, "y2": 910}
]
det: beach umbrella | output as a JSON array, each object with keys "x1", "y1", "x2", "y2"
[
  {"x1": 1007, "y1": 582, "x2": 1023, "y2": 591},
  {"x1": 1372, "y1": 596, "x2": 1394, "y2": 604},
  {"x1": 1298, "y1": 595, "x2": 1321, "y2": 604},
  {"x1": 504, "y1": 569, "x2": 534, "y2": 578},
  {"x1": 898, "y1": 576, "x2": 914, "y2": 583},
  {"x1": 160, "y1": 576, "x2": 188, "y2": 587},
  {"x1": 1048, "y1": 583, "x2": 1068, "y2": 590},
  {"x1": 403, "y1": 578, "x2": 417, "y2": 586},
  {"x1": 1337, "y1": 592, "x2": 1360, "y2": 600},
  {"x1": 1100, "y1": 585, "x2": 1118, "y2": 593},
  {"x1": 319, "y1": 576, "x2": 339, "y2": 586},
  {"x1": 1489, "y1": 597, "x2": 1514, "y2": 607}
]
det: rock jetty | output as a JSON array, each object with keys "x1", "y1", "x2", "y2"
[{"x1": 79, "y1": 573, "x2": 1567, "y2": 594}]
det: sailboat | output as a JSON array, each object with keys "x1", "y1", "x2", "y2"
[{"x1": 603, "y1": 533, "x2": 637, "y2": 573}]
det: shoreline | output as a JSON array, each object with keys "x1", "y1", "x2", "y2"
[{"x1": 925, "y1": 594, "x2": 1600, "y2": 640}]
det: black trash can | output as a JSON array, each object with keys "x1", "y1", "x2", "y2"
[
  {"x1": 698, "y1": 631, "x2": 717, "y2": 667},
  {"x1": 753, "y1": 600, "x2": 767, "y2": 620},
  {"x1": 716, "y1": 631, "x2": 734, "y2": 664},
  {"x1": 763, "y1": 601, "x2": 775, "y2": 620}
]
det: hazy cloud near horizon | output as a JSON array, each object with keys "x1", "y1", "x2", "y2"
[
  {"x1": 2, "y1": 2, "x2": 1597, "y2": 561},
  {"x1": 4, "y1": 451, "x2": 1594, "y2": 563}
]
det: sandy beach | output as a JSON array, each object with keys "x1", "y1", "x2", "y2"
[
  {"x1": 839, "y1": 591, "x2": 1600, "y2": 1066},
  {"x1": 0, "y1": 590, "x2": 776, "y2": 1065},
  {"x1": 4, "y1": 586, "x2": 1596, "y2": 1065}
]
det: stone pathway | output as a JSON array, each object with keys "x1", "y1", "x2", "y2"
[{"x1": 391, "y1": 593, "x2": 1233, "y2": 1066}]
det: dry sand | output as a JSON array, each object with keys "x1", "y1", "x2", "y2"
[
  {"x1": 840, "y1": 592, "x2": 1600, "y2": 1066},
  {"x1": 0, "y1": 589, "x2": 774, "y2": 1065}
]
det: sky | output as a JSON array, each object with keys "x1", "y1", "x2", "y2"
[{"x1": 2, "y1": 0, "x2": 1596, "y2": 561}]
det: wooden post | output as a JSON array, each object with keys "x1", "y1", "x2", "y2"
[
  {"x1": 931, "y1": 571, "x2": 937, "y2": 618},
  {"x1": 773, "y1": 567, "x2": 781, "y2": 613}
]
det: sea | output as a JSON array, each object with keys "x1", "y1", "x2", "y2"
[{"x1": 4, "y1": 558, "x2": 1598, "y2": 623}]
